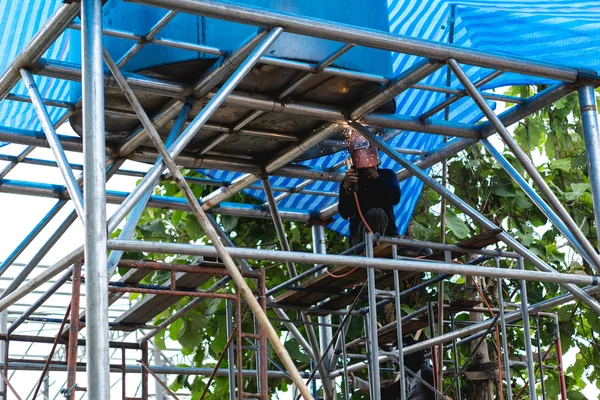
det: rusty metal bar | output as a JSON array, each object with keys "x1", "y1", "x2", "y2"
[{"x1": 66, "y1": 262, "x2": 81, "y2": 399}]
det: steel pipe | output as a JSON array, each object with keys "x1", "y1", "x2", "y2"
[
  {"x1": 578, "y1": 85, "x2": 600, "y2": 248},
  {"x1": 20, "y1": 69, "x2": 85, "y2": 222},
  {"x1": 0, "y1": 2, "x2": 79, "y2": 99},
  {"x1": 30, "y1": 59, "x2": 479, "y2": 139},
  {"x1": 519, "y1": 258, "x2": 537, "y2": 399},
  {"x1": 449, "y1": 59, "x2": 600, "y2": 275},
  {"x1": 350, "y1": 58, "x2": 443, "y2": 120},
  {"x1": 107, "y1": 239, "x2": 600, "y2": 287},
  {"x1": 81, "y1": 1, "x2": 110, "y2": 398},
  {"x1": 0, "y1": 179, "x2": 313, "y2": 221},
  {"x1": 130, "y1": 0, "x2": 582, "y2": 82},
  {"x1": 481, "y1": 139, "x2": 600, "y2": 270}
]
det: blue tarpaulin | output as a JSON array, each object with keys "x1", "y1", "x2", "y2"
[{"x1": 2, "y1": 0, "x2": 600, "y2": 236}]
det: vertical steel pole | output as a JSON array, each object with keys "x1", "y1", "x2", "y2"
[
  {"x1": 495, "y1": 258, "x2": 512, "y2": 400},
  {"x1": 449, "y1": 313, "x2": 462, "y2": 400},
  {"x1": 578, "y1": 85, "x2": 600, "y2": 248},
  {"x1": 154, "y1": 346, "x2": 166, "y2": 400},
  {"x1": 312, "y1": 225, "x2": 334, "y2": 375},
  {"x1": 341, "y1": 320, "x2": 351, "y2": 400},
  {"x1": 519, "y1": 258, "x2": 536, "y2": 399},
  {"x1": 428, "y1": 301, "x2": 439, "y2": 397},
  {"x1": 67, "y1": 262, "x2": 81, "y2": 400},
  {"x1": 535, "y1": 316, "x2": 546, "y2": 399},
  {"x1": 43, "y1": 374, "x2": 50, "y2": 400},
  {"x1": 366, "y1": 233, "x2": 381, "y2": 399},
  {"x1": 553, "y1": 313, "x2": 568, "y2": 400},
  {"x1": 141, "y1": 341, "x2": 149, "y2": 400},
  {"x1": 258, "y1": 270, "x2": 269, "y2": 400},
  {"x1": 122, "y1": 348, "x2": 127, "y2": 400},
  {"x1": 81, "y1": 0, "x2": 109, "y2": 398},
  {"x1": 0, "y1": 298, "x2": 6, "y2": 400},
  {"x1": 392, "y1": 245, "x2": 406, "y2": 400},
  {"x1": 226, "y1": 300, "x2": 236, "y2": 400},
  {"x1": 236, "y1": 293, "x2": 243, "y2": 400}
]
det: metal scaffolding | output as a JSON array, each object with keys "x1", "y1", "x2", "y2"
[{"x1": 0, "y1": 0, "x2": 599, "y2": 399}]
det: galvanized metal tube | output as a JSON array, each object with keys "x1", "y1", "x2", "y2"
[
  {"x1": 449, "y1": 59, "x2": 600, "y2": 274},
  {"x1": 350, "y1": 59, "x2": 443, "y2": 120},
  {"x1": 81, "y1": 0, "x2": 110, "y2": 398},
  {"x1": 0, "y1": 2, "x2": 79, "y2": 99},
  {"x1": 0, "y1": 146, "x2": 35, "y2": 179},
  {"x1": 107, "y1": 28, "x2": 285, "y2": 232},
  {"x1": 392, "y1": 245, "x2": 407, "y2": 400},
  {"x1": 0, "y1": 361, "x2": 313, "y2": 378},
  {"x1": 449, "y1": 313, "x2": 462, "y2": 400},
  {"x1": 108, "y1": 239, "x2": 600, "y2": 287},
  {"x1": 419, "y1": 70, "x2": 503, "y2": 121},
  {"x1": 518, "y1": 258, "x2": 536, "y2": 399},
  {"x1": 495, "y1": 258, "x2": 512, "y2": 400},
  {"x1": 0, "y1": 179, "x2": 313, "y2": 222},
  {"x1": 578, "y1": 85, "x2": 600, "y2": 249},
  {"x1": 351, "y1": 121, "x2": 600, "y2": 314},
  {"x1": 262, "y1": 177, "x2": 298, "y2": 278},
  {"x1": 106, "y1": 99, "x2": 194, "y2": 276},
  {"x1": 130, "y1": 0, "x2": 581, "y2": 82},
  {"x1": 262, "y1": 177, "x2": 333, "y2": 398},
  {"x1": 535, "y1": 316, "x2": 546, "y2": 399},
  {"x1": 482, "y1": 138, "x2": 600, "y2": 270},
  {"x1": 20, "y1": 69, "x2": 85, "y2": 221},
  {"x1": 116, "y1": 11, "x2": 179, "y2": 68}
]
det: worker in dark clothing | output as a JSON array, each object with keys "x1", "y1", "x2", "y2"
[
  {"x1": 339, "y1": 130, "x2": 401, "y2": 246},
  {"x1": 350, "y1": 336, "x2": 436, "y2": 400}
]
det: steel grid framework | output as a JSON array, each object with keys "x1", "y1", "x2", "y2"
[{"x1": 0, "y1": 0, "x2": 600, "y2": 399}]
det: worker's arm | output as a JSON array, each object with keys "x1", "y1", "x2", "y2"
[
  {"x1": 338, "y1": 170, "x2": 357, "y2": 219},
  {"x1": 372, "y1": 169, "x2": 401, "y2": 205}
]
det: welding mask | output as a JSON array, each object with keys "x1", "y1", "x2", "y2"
[{"x1": 347, "y1": 129, "x2": 380, "y2": 169}]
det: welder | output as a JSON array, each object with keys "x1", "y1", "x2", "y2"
[{"x1": 339, "y1": 129, "x2": 401, "y2": 246}]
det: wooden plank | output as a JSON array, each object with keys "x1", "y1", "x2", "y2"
[
  {"x1": 112, "y1": 265, "x2": 221, "y2": 331},
  {"x1": 316, "y1": 270, "x2": 418, "y2": 311},
  {"x1": 274, "y1": 243, "x2": 393, "y2": 307},
  {"x1": 425, "y1": 229, "x2": 502, "y2": 261}
]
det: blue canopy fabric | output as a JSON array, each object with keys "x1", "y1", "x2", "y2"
[{"x1": 3, "y1": 0, "x2": 600, "y2": 236}]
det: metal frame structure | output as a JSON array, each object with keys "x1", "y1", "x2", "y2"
[{"x1": 1, "y1": 0, "x2": 600, "y2": 398}]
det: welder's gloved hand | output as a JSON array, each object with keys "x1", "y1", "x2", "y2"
[{"x1": 342, "y1": 169, "x2": 359, "y2": 194}]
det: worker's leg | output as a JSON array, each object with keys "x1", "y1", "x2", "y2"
[{"x1": 350, "y1": 207, "x2": 388, "y2": 246}]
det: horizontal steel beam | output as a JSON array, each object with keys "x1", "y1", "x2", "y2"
[
  {"x1": 30, "y1": 59, "x2": 479, "y2": 138},
  {"x1": 0, "y1": 361, "x2": 315, "y2": 379},
  {"x1": 108, "y1": 239, "x2": 600, "y2": 287},
  {"x1": 130, "y1": 0, "x2": 587, "y2": 82},
  {"x1": 0, "y1": 179, "x2": 313, "y2": 221},
  {"x1": 0, "y1": 127, "x2": 345, "y2": 182}
]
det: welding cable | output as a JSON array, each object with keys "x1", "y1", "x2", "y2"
[{"x1": 326, "y1": 191, "x2": 375, "y2": 279}]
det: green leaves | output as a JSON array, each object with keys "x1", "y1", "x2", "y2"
[
  {"x1": 549, "y1": 158, "x2": 572, "y2": 172},
  {"x1": 444, "y1": 213, "x2": 470, "y2": 239}
]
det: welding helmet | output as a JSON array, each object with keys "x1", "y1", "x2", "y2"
[{"x1": 347, "y1": 129, "x2": 380, "y2": 169}]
